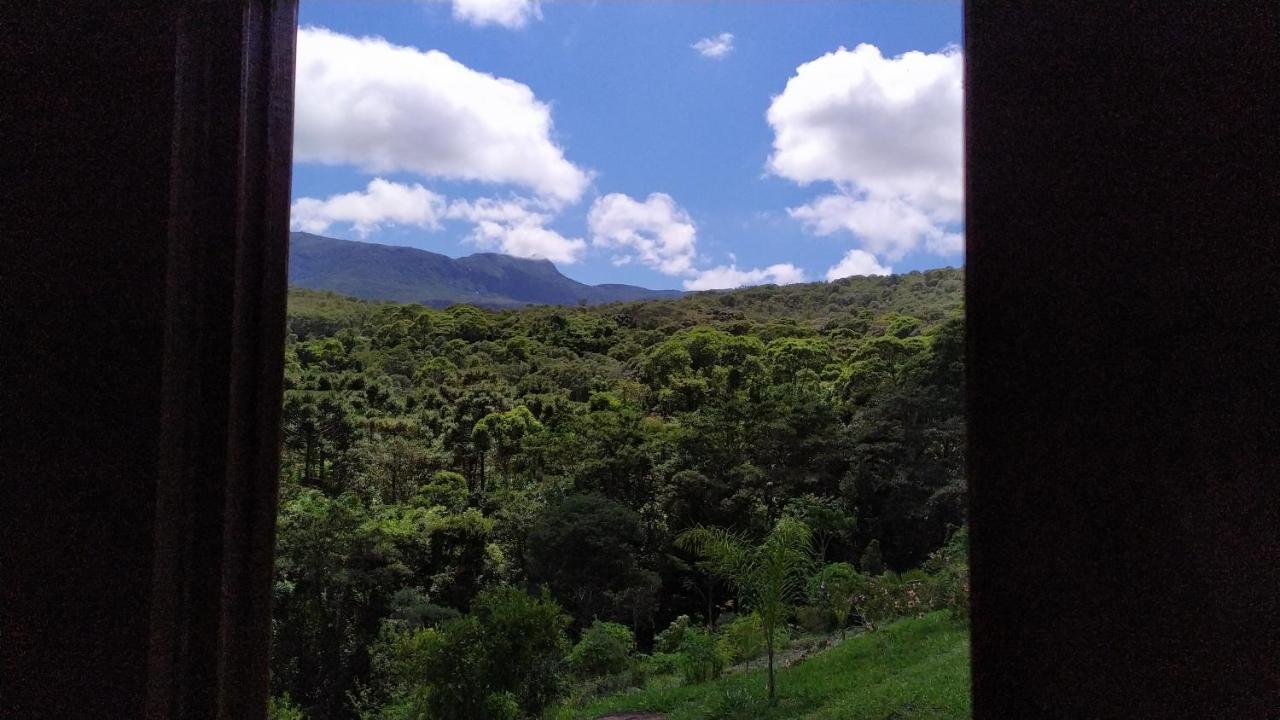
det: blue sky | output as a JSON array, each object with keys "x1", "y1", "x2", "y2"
[{"x1": 292, "y1": 0, "x2": 963, "y2": 290}]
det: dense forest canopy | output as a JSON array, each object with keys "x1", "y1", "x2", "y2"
[{"x1": 272, "y1": 268, "x2": 966, "y2": 718}]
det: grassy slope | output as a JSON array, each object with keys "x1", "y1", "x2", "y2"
[{"x1": 558, "y1": 613, "x2": 970, "y2": 720}]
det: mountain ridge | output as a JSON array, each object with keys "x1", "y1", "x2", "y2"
[{"x1": 288, "y1": 232, "x2": 683, "y2": 308}]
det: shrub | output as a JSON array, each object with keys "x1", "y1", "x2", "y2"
[
  {"x1": 654, "y1": 614, "x2": 691, "y2": 653},
  {"x1": 368, "y1": 586, "x2": 570, "y2": 720},
  {"x1": 706, "y1": 687, "x2": 763, "y2": 720},
  {"x1": 863, "y1": 571, "x2": 928, "y2": 626},
  {"x1": 793, "y1": 604, "x2": 833, "y2": 634},
  {"x1": 568, "y1": 621, "x2": 635, "y2": 678},
  {"x1": 922, "y1": 527, "x2": 969, "y2": 621},
  {"x1": 672, "y1": 627, "x2": 729, "y2": 684},
  {"x1": 717, "y1": 612, "x2": 778, "y2": 663},
  {"x1": 808, "y1": 562, "x2": 870, "y2": 637},
  {"x1": 267, "y1": 694, "x2": 305, "y2": 720},
  {"x1": 642, "y1": 651, "x2": 683, "y2": 678}
]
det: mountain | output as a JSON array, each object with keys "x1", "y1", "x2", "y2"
[{"x1": 287, "y1": 232, "x2": 683, "y2": 308}]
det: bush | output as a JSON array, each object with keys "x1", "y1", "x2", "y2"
[
  {"x1": 706, "y1": 687, "x2": 763, "y2": 720},
  {"x1": 636, "y1": 651, "x2": 679, "y2": 681},
  {"x1": 922, "y1": 527, "x2": 969, "y2": 621},
  {"x1": 808, "y1": 562, "x2": 869, "y2": 636},
  {"x1": 672, "y1": 627, "x2": 729, "y2": 684},
  {"x1": 717, "y1": 612, "x2": 769, "y2": 663},
  {"x1": 654, "y1": 614, "x2": 691, "y2": 653},
  {"x1": 568, "y1": 621, "x2": 635, "y2": 678},
  {"x1": 368, "y1": 586, "x2": 570, "y2": 720},
  {"x1": 794, "y1": 605, "x2": 834, "y2": 634},
  {"x1": 926, "y1": 566, "x2": 969, "y2": 621},
  {"x1": 863, "y1": 571, "x2": 928, "y2": 626},
  {"x1": 267, "y1": 694, "x2": 305, "y2": 720}
]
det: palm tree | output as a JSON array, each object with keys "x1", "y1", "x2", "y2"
[{"x1": 676, "y1": 516, "x2": 814, "y2": 705}]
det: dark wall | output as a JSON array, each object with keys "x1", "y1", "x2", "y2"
[
  {"x1": 2, "y1": 7, "x2": 177, "y2": 717},
  {"x1": 2, "y1": 3, "x2": 297, "y2": 719},
  {"x1": 966, "y1": 3, "x2": 1280, "y2": 717},
  {"x1": 2, "y1": 2, "x2": 1277, "y2": 719}
]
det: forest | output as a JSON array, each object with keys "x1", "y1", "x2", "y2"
[{"x1": 269, "y1": 267, "x2": 968, "y2": 719}]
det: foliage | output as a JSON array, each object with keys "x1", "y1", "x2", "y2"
[
  {"x1": 671, "y1": 626, "x2": 729, "y2": 685},
  {"x1": 365, "y1": 586, "x2": 569, "y2": 720},
  {"x1": 793, "y1": 605, "x2": 834, "y2": 634},
  {"x1": 716, "y1": 612, "x2": 777, "y2": 664},
  {"x1": 654, "y1": 614, "x2": 693, "y2": 654},
  {"x1": 922, "y1": 527, "x2": 970, "y2": 622},
  {"x1": 784, "y1": 494, "x2": 855, "y2": 562},
  {"x1": 524, "y1": 494, "x2": 659, "y2": 630},
  {"x1": 676, "y1": 517, "x2": 814, "y2": 705},
  {"x1": 559, "y1": 611, "x2": 970, "y2": 720},
  {"x1": 568, "y1": 621, "x2": 636, "y2": 679},
  {"x1": 268, "y1": 694, "x2": 306, "y2": 720},
  {"x1": 808, "y1": 562, "x2": 870, "y2": 638},
  {"x1": 863, "y1": 571, "x2": 930, "y2": 626},
  {"x1": 271, "y1": 272, "x2": 966, "y2": 718}
]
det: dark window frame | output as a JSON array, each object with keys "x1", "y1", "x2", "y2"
[{"x1": 4, "y1": 2, "x2": 1277, "y2": 718}]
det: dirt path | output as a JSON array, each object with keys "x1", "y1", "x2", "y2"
[{"x1": 593, "y1": 714, "x2": 666, "y2": 720}]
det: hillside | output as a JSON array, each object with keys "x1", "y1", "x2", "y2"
[
  {"x1": 271, "y1": 267, "x2": 966, "y2": 718},
  {"x1": 560, "y1": 613, "x2": 970, "y2": 720},
  {"x1": 288, "y1": 232, "x2": 683, "y2": 308},
  {"x1": 285, "y1": 265, "x2": 964, "y2": 340}
]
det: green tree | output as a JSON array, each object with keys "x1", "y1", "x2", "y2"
[
  {"x1": 785, "y1": 494, "x2": 855, "y2": 562},
  {"x1": 809, "y1": 562, "x2": 869, "y2": 639},
  {"x1": 676, "y1": 516, "x2": 814, "y2": 705},
  {"x1": 525, "y1": 494, "x2": 659, "y2": 629},
  {"x1": 367, "y1": 586, "x2": 569, "y2": 720},
  {"x1": 568, "y1": 620, "x2": 635, "y2": 678}
]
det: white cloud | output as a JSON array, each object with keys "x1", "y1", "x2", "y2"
[
  {"x1": 925, "y1": 231, "x2": 964, "y2": 256},
  {"x1": 294, "y1": 27, "x2": 589, "y2": 204},
  {"x1": 692, "y1": 32, "x2": 735, "y2": 59},
  {"x1": 587, "y1": 193, "x2": 699, "y2": 276},
  {"x1": 768, "y1": 43, "x2": 963, "y2": 263},
  {"x1": 825, "y1": 249, "x2": 893, "y2": 281},
  {"x1": 446, "y1": 197, "x2": 585, "y2": 264},
  {"x1": 684, "y1": 263, "x2": 806, "y2": 291},
  {"x1": 586, "y1": 191, "x2": 807, "y2": 288},
  {"x1": 290, "y1": 179, "x2": 446, "y2": 237},
  {"x1": 789, "y1": 194, "x2": 962, "y2": 261},
  {"x1": 444, "y1": 0, "x2": 541, "y2": 28}
]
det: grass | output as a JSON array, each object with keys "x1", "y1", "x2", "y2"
[{"x1": 550, "y1": 612, "x2": 970, "y2": 720}]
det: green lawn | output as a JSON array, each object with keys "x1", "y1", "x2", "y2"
[{"x1": 553, "y1": 612, "x2": 970, "y2": 720}]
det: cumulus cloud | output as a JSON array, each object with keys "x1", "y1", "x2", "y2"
[
  {"x1": 445, "y1": 0, "x2": 541, "y2": 28},
  {"x1": 587, "y1": 192, "x2": 805, "y2": 289},
  {"x1": 290, "y1": 179, "x2": 446, "y2": 237},
  {"x1": 685, "y1": 263, "x2": 806, "y2": 291},
  {"x1": 294, "y1": 27, "x2": 589, "y2": 204},
  {"x1": 825, "y1": 249, "x2": 893, "y2": 281},
  {"x1": 768, "y1": 43, "x2": 964, "y2": 262},
  {"x1": 692, "y1": 32, "x2": 735, "y2": 59},
  {"x1": 587, "y1": 193, "x2": 699, "y2": 275},
  {"x1": 446, "y1": 197, "x2": 585, "y2": 264},
  {"x1": 789, "y1": 194, "x2": 962, "y2": 262}
]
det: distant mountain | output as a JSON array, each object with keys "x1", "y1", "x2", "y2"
[{"x1": 288, "y1": 232, "x2": 683, "y2": 308}]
